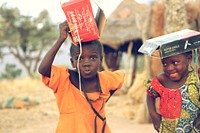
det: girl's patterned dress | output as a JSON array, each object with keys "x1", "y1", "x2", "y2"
[{"x1": 146, "y1": 71, "x2": 200, "y2": 133}]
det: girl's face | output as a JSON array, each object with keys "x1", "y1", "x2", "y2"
[
  {"x1": 70, "y1": 44, "x2": 102, "y2": 79},
  {"x1": 161, "y1": 53, "x2": 192, "y2": 81}
]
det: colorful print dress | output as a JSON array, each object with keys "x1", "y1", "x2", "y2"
[{"x1": 146, "y1": 71, "x2": 200, "y2": 133}]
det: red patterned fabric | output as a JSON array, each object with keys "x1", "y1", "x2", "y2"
[{"x1": 147, "y1": 77, "x2": 182, "y2": 119}]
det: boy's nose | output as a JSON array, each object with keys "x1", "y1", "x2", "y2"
[{"x1": 82, "y1": 58, "x2": 91, "y2": 65}]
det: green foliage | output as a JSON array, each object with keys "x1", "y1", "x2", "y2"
[
  {"x1": 0, "y1": 4, "x2": 57, "y2": 77},
  {"x1": 31, "y1": 72, "x2": 41, "y2": 80},
  {"x1": 0, "y1": 64, "x2": 22, "y2": 79}
]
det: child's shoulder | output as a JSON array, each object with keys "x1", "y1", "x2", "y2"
[
  {"x1": 144, "y1": 73, "x2": 164, "y2": 84},
  {"x1": 99, "y1": 70, "x2": 125, "y2": 77},
  {"x1": 51, "y1": 65, "x2": 70, "y2": 75},
  {"x1": 53, "y1": 65, "x2": 68, "y2": 70},
  {"x1": 157, "y1": 72, "x2": 166, "y2": 83},
  {"x1": 100, "y1": 69, "x2": 125, "y2": 74}
]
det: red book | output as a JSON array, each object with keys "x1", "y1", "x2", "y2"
[{"x1": 61, "y1": 0, "x2": 100, "y2": 44}]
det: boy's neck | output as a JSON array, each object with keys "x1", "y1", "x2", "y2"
[{"x1": 81, "y1": 74, "x2": 100, "y2": 93}]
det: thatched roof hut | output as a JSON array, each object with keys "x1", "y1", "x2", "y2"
[{"x1": 100, "y1": 0, "x2": 151, "y2": 50}]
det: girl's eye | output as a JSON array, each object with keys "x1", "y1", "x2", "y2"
[
  {"x1": 173, "y1": 61, "x2": 179, "y2": 65},
  {"x1": 163, "y1": 63, "x2": 167, "y2": 67}
]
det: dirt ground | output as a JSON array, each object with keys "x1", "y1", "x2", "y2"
[{"x1": 0, "y1": 78, "x2": 156, "y2": 133}]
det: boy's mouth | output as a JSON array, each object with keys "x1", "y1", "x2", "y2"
[{"x1": 83, "y1": 69, "x2": 91, "y2": 74}]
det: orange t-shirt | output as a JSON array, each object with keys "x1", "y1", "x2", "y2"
[{"x1": 42, "y1": 65, "x2": 124, "y2": 133}]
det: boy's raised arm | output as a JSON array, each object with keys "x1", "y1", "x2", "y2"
[{"x1": 38, "y1": 21, "x2": 69, "y2": 77}]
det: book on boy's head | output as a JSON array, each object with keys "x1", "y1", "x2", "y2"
[
  {"x1": 61, "y1": 0, "x2": 106, "y2": 45},
  {"x1": 138, "y1": 29, "x2": 200, "y2": 58}
]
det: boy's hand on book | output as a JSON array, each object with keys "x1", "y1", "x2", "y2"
[{"x1": 59, "y1": 20, "x2": 70, "y2": 41}]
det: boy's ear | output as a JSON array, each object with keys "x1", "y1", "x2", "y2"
[
  {"x1": 100, "y1": 56, "x2": 103, "y2": 62},
  {"x1": 70, "y1": 58, "x2": 76, "y2": 68}
]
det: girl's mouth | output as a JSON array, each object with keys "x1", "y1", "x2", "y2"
[{"x1": 168, "y1": 72, "x2": 179, "y2": 79}]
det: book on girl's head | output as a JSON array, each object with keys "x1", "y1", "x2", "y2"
[
  {"x1": 138, "y1": 29, "x2": 200, "y2": 58},
  {"x1": 61, "y1": 0, "x2": 105, "y2": 45}
]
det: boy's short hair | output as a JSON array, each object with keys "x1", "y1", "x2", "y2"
[{"x1": 70, "y1": 40, "x2": 103, "y2": 57}]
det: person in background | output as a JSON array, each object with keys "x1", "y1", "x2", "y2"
[
  {"x1": 145, "y1": 51, "x2": 200, "y2": 133},
  {"x1": 38, "y1": 21, "x2": 124, "y2": 133}
]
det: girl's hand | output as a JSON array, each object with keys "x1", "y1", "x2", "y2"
[
  {"x1": 194, "y1": 115, "x2": 200, "y2": 130},
  {"x1": 150, "y1": 112, "x2": 162, "y2": 132}
]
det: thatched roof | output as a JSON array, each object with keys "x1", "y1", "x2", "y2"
[{"x1": 100, "y1": 0, "x2": 151, "y2": 50}]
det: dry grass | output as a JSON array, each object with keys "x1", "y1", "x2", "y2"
[
  {"x1": 0, "y1": 77, "x2": 58, "y2": 133},
  {"x1": 0, "y1": 77, "x2": 54, "y2": 102}
]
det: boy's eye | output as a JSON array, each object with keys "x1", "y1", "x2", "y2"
[
  {"x1": 74, "y1": 56, "x2": 83, "y2": 61},
  {"x1": 75, "y1": 56, "x2": 80, "y2": 60},
  {"x1": 74, "y1": 57, "x2": 78, "y2": 60},
  {"x1": 90, "y1": 56, "x2": 97, "y2": 60}
]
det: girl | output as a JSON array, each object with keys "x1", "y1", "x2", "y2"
[
  {"x1": 38, "y1": 21, "x2": 124, "y2": 133},
  {"x1": 145, "y1": 51, "x2": 200, "y2": 133}
]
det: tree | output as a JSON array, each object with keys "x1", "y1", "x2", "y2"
[
  {"x1": 0, "y1": 4, "x2": 57, "y2": 77},
  {"x1": 0, "y1": 64, "x2": 22, "y2": 79}
]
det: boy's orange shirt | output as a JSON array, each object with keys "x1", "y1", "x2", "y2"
[{"x1": 42, "y1": 65, "x2": 124, "y2": 133}]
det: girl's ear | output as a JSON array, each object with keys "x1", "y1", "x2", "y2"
[
  {"x1": 187, "y1": 54, "x2": 192, "y2": 64},
  {"x1": 70, "y1": 58, "x2": 76, "y2": 68}
]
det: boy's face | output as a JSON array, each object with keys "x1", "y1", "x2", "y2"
[
  {"x1": 161, "y1": 53, "x2": 192, "y2": 81},
  {"x1": 70, "y1": 44, "x2": 102, "y2": 79}
]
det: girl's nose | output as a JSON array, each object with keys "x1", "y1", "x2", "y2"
[{"x1": 166, "y1": 64, "x2": 174, "y2": 71}]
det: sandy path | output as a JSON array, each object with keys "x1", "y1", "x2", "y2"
[
  {"x1": 107, "y1": 116, "x2": 156, "y2": 133},
  {"x1": 7, "y1": 115, "x2": 156, "y2": 133}
]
